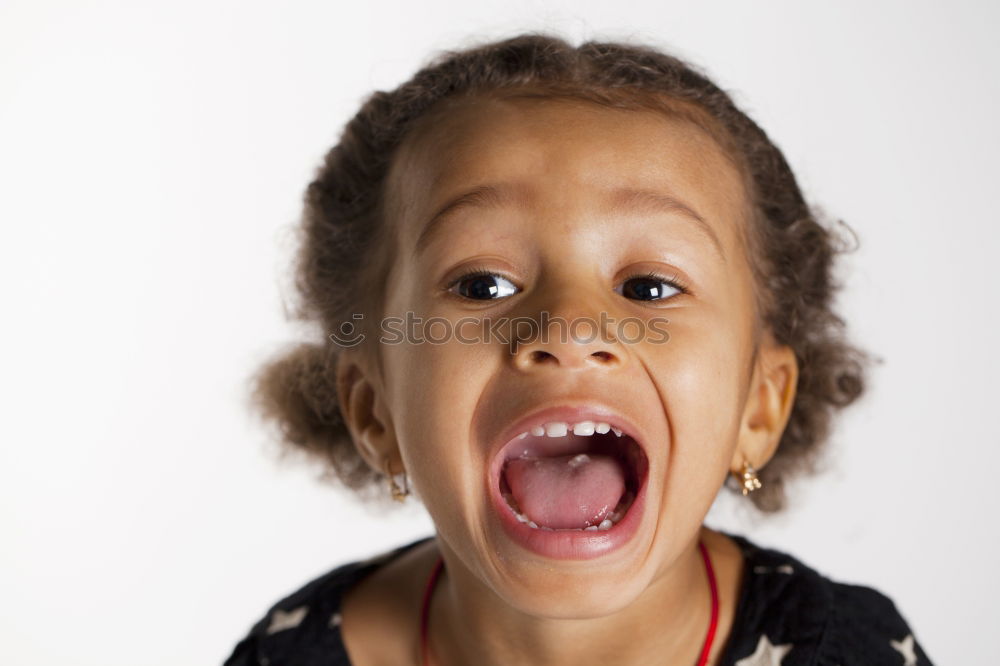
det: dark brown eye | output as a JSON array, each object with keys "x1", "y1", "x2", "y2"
[
  {"x1": 618, "y1": 273, "x2": 686, "y2": 302},
  {"x1": 451, "y1": 272, "x2": 519, "y2": 300}
]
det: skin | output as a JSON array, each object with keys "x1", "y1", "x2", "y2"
[{"x1": 336, "y1": 94, "x2": 798, "y2": 665}]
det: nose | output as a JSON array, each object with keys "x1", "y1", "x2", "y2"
[{"x1": 510, "y1": 310, "x2": 626, "y2": 371}]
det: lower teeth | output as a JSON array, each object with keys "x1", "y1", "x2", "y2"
[{"x1": 502, "y1": 490, "x2": 635, "y2": 531}]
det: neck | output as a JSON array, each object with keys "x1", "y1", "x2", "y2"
[{"x1": 428, "y1": 526, "x2": 716, "y2": 666}]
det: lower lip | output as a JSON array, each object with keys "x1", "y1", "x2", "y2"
[{"x1": 487, "y1": 457, "x2": 648, "y2": 561}]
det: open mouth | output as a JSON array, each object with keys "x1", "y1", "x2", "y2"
[{"x1": 495, "y1": 420, "x2": 649, "y2": 532}]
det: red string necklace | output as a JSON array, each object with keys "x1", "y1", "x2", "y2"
[{"x1": 419, "y1": 538, "x2": 719, "y2": 666}]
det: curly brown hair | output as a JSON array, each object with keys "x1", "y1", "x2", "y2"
[{"x1": 249, "y1": 33, "x2": 872, "y2": 512}]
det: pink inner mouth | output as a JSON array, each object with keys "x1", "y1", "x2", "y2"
[
  {"x1": 497, "y1": 431, "x2": 644, "y2": 530},
  {"x1": 504, "y1": 452, "x2": 625, "y2": 528}
]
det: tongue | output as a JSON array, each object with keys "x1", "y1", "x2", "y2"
[{"x1": 504, "y1": 453, "x2": 626, "y2": 529}]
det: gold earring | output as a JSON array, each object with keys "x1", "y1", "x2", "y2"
[
  {"x1": 384, "y1": 460, "x2": 409, "y2": 502},
  {"x1": 735, "y1": 459, "x2": 762, "y2": 496}
]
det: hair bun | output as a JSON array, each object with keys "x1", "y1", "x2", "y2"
[{"x1": 248, "y1": 342, "x2": 378, "y2": 492}]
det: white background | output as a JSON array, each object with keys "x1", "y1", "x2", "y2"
[{"x1": 2, "y1": 1, "x2": 997, "y2": 664}]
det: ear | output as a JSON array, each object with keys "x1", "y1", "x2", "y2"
[
  {"x1": 732, "y1": 330, "x2": 798, "y2": 473},
  {"x1": 335, "y1": 348, "x2": 401, "y2": 475}
]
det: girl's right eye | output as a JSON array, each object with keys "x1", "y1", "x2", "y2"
[{"x1": 449, "y1": 271, "x2": 520, "y2": 301}]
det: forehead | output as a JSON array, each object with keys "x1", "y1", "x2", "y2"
[{"x1": 384, "y1": 94, "x2": 749, "y2": 253}]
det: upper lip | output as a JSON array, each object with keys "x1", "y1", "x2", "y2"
[{"x1": 487, "y1": 402, "x2": 649, "y2": 473}]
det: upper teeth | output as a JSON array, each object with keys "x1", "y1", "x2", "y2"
[{"x1": 518, "y1": 421, "x2": 623, "y2": 439}]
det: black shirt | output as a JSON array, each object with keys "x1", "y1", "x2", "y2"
[{"x1": 223, "y1": 531, "x2": 934, "y2": 665}]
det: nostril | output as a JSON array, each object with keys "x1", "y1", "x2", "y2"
[
  {"x1": 590, "y1": 351, "x2": 614, "y2": 362},
  {"x1": 530, "y1": 350, "x2": 556, "y2": 363}
]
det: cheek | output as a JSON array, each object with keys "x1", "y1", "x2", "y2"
[
  {"x1": 380, "y1": 258, "x2": 492, "y2": 525},
  {"x1": 646, "y1": 306, "x2": 749, "y2": 489},
  {"x1": 658, "y1": 258, "x2": 758, "y2": 452},
  {"x1": 383, "y1": 337, "x2": 498, "y2": 526}
]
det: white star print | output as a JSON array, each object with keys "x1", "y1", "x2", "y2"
[
  {"x1": 890, "y1": 634, "x2": 917, "y2": 666},
  {"x1": 329, "y1": 612, "x2": 343, "y2": 628},
  {"x1": 266, "y1": 605, "x2": 309, "y2": 635},
  {"x1": 735, "y1": 634, "x2": 793, "y2": 665},
  {"x1": 753, "y1": 564, "x2": 794, "y2": 574}
]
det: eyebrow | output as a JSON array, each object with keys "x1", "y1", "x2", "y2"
[
  {"x1": 607, "y1": 187, "x2": 726, "y2": 262},
  {"x1": 413, "y1": 182, "x2": 726, "y2": 262},
  {"x1": 414, "y1": 183, "x2": 527, "y2": 255}
]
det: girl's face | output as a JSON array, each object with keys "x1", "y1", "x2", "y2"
[{"x1": 354, "y1": 95, "x2": 785, "y2": 617}]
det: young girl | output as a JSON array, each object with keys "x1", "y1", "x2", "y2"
[{"x1": 224, "y1": 34, "x2": 933, "y2": 665}]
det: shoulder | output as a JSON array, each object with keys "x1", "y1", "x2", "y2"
[
  {"x1": 819, "y1": 580, "x2": 933, "y2": 665},
  {"x1": 717, "y1": 531, "x2": 934, "y2": 665},
  {"x1": 222, "y1": 535, "x2": 434, "y2": 666}
]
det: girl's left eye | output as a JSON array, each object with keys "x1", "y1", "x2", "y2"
[
  {"x1": 616, "y1": 272, "x2": 689, "y2": 302},
  {"x1": 449, "y1": 271, "x2": 520, "y2": 300}
]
